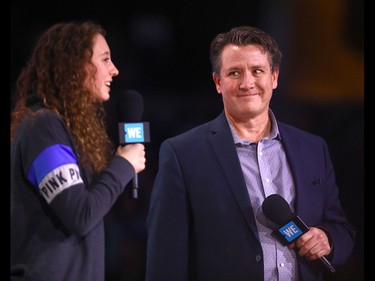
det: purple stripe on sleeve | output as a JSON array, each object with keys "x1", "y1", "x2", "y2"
[{"x1": 28, "y1": 144, "x2": 77, "y2": 187}]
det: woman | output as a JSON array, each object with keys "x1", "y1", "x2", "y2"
[{"x1": 10, "y1": 20, "x2": 146, "y2": 281}]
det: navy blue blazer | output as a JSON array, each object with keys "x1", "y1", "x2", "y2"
[{"x1": 145, "y1": 111, "x2": 355, "y2": 281}]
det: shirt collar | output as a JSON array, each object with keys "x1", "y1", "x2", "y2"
[{"x1": 227, "y1": 109, "x2": 281, "y2": 145}]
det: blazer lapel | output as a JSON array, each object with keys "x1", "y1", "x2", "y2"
[
  {"x1": 208, "y1": 112, "x2": 261, "y2": 241},
  {"x1": 278, "y1": 123, "x2": 309, "y2": 214}
]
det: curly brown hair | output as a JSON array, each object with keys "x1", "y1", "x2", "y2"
[{"x1": 10, "y1": 20, "x2": 114, "y2": 173}]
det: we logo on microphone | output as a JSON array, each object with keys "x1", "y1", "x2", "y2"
[
  {"x1": 278, "y1": 221, "x2": 303, "y2": 243},
  {"x1": 271, "y1": 216, "x2": 310, "y2": 246},
  {"x1": 125, "y1": 123, "x2": 145, "y2": 142},
  {"x1": 119, "y1": 122, "x2": 150, "y2": 144}
]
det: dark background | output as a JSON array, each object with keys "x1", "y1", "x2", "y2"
[{"x1": 11, "y1": 0, "x2": 364, "y2": 280}]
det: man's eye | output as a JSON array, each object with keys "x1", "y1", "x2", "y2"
[{"x1": 229, "y1": 71, "x2": 239, "y2": 76}]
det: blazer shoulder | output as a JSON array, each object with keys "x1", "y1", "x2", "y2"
[
  {"x1": 165, "y1": 112, "x2": 227, "y2": 144},
  {"x1": 278, "y1": 121, "x2": 324, "y2": 142}
]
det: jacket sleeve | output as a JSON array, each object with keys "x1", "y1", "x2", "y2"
[
  {"x1": 20, "y1": 111, "x2": 135, "y2": 236},
  {"x1": 145, "y1": 139, "x2": 189, "y2": 281}
]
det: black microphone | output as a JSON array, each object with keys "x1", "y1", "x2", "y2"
[
  {"x1": 261, "y1": 194, "x2": 336, "y2": 274},
  {"x1": 117, "y1": 90, "x2": 150, "y2": 199}
]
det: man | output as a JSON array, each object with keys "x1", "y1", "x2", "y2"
[{"x1": 145, "y1": 26, "x2": 355, "y2": 281}]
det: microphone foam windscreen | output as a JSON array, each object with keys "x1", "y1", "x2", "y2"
[
  {"x1": 262, "y1": 194, "x2": 294, "y2": 225},
  {"x1": 117, "y1": 90, "x2": 144, "y2": 122}
]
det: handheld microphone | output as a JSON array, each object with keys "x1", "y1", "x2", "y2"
[
  {"x1": 117, "y1": 90, "x2": 150, "y2": 199},
  {"x1": 261, "y1": 194, "x2": 335, "y2": 274}
]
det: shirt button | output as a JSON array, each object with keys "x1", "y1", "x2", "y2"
[
  {"x1": 255, "y1": 255, "x2": 262, "y2": 262},
  {"x1": 280, "y1": 263, "x2": 285, "y2": 267}
]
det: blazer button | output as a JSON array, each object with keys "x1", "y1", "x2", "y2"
[{"x1": 255, "y1": 255, "x2": 262, "y2": 262}]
